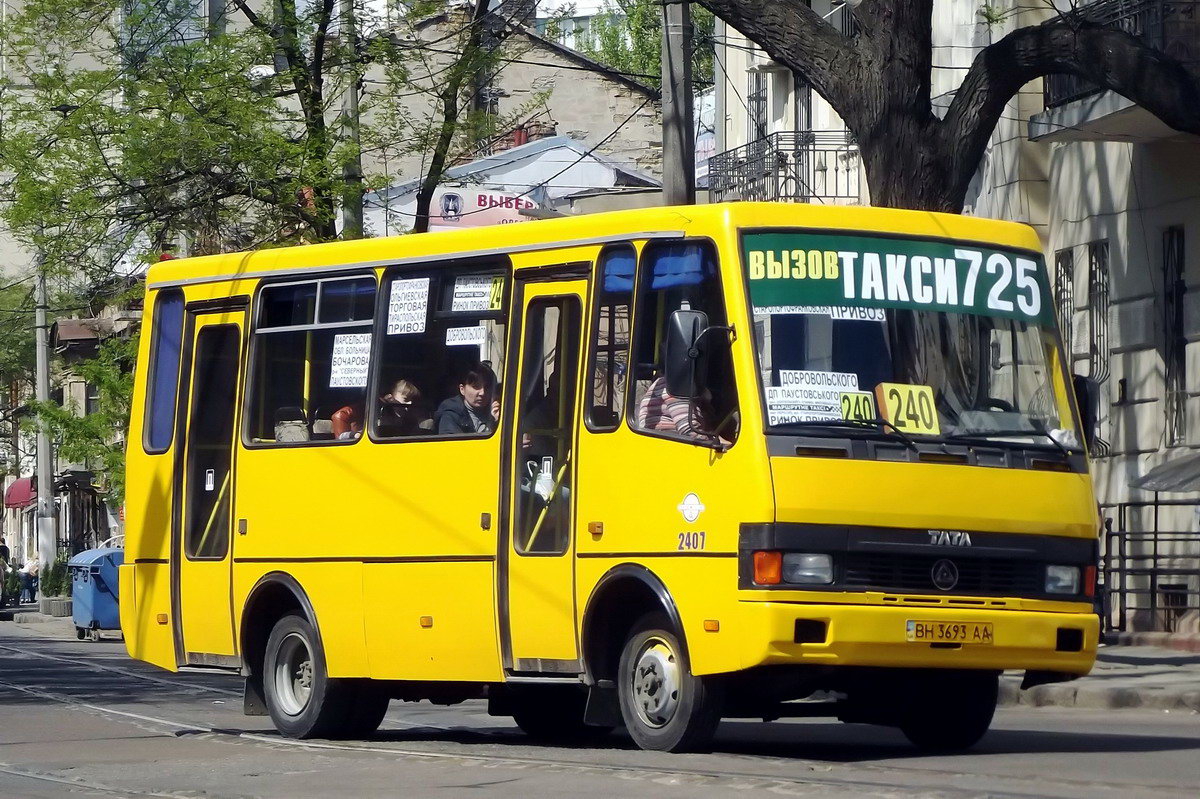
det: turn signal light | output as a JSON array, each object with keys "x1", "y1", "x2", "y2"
[
  {"x1": 753, "y1": 551, "x2": 782, "y2": 585},
  {"x1": 1083, "y1": 565, "x2": 1097, "y2": 598}
]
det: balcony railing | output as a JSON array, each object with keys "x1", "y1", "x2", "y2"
[
  {"x1": 1044, "y1": 0, "x2": 1200, "y2": 108},
  {"x1": 707, "y1": 131, "x2": 861, "y2": 204}
]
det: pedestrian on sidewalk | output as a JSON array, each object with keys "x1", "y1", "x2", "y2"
[
  {"x1": 19, "y1": 553, "x2": 39, "y2": 604},
  {"x1": 0, "y1": 541, "x2": 11, "y2": 607}
]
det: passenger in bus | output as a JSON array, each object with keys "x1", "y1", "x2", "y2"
[
  {"x1": 434, "y1": 362, "x2": 499, "y2": 435},
  {"x1": 331, "y1": 404, "x2": 364, "y2": 440},
  {"x1": 637, "y1": 375, "x2": 724, "y2": 443},
  {"x1": 377, "y1": 379, "x2": 433, "y2": 436}
]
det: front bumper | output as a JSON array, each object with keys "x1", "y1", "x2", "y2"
[{"x1": 737, "y1": 601, "x2": 1099, "y2": 674}]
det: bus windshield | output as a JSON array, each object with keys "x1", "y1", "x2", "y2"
[{"x1": 742, "y1": 229, "x2": 1081, "y2": 451}]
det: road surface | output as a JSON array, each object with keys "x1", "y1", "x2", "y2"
[{"x1": 0, "y1": 624, "x2": 1196, "y2": 798}]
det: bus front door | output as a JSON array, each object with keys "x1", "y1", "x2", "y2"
[
  {"x1": 173, "y1": 311, "x2": 244, "y2": 664},
  {"x1": 503, "y1": 280, "x2": 585, "y2": 671}
]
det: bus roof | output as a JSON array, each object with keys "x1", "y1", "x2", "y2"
[{"x1": 144, "y1": 202, "x2": 1044, "y2": 291}]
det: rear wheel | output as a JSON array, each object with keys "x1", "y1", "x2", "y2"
[
  {"x1": 510, "y1": 686, "x2": 612, "y2": 743},
  {"x1": 898, "y1": 670, "x2": 998, "y2": 752},
  {"x1": 262, "y1": 613, "x2": 353, "y2": 739},
  {"x1": 616, "y1": 613, "x2": 722, "y2": 753}
]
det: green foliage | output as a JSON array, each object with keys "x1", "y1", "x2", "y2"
[
  {"x1": 4, "y1": 571, "x2": 19, "y2": 601},
  {"x1": 32, "y1": 333, "x2": 138, "y2": 504},
  {"x1": 577, "y1": 0, "x2": 715, "y2": 89},
  {"x1": 40, "y1": 556, "x2": 71, "y2": 598}
]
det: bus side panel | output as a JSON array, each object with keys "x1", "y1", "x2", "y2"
[
  {"x1": 120, "y1": 563, "x2": 177, "y2": 670},
  {"x1": 122, "y1": 288, "x2": 180, "y2": 669},
  {"x1": 575, "y1": 557, "x2": 747, "y2": 677},
  {"x1": 362, "y1": 562, "x2": 502, "y2": 681},
  {"x1": 232, "y1": 563, "x2": 369, "y2": 679}
]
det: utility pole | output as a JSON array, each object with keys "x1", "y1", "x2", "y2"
[
  {"x1": 33, "y1": 251, "x2": 56, "y2": 593},
  {"x1": 340, "y1": 0, "x2": 364, "y2": 239},
  {"x1": 661, "y1": 0, "x2": 695, "y2": 205}
]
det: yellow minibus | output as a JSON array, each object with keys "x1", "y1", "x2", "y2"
[{"x1": 121, "y1": 203, "x2": 1100, "y2": 752}]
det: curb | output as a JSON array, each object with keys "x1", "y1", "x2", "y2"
[
  {"x1": 999, "y1": 677, "x2": 1200, "y2": 711},
  {"x1": 1103, "y1": 631, "x2": 1200, "y2": 653}
]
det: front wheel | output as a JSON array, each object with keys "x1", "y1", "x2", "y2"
[
  {"x1": 616, "y1": 613, "x2": 722, "y2": 753},
  {"x1": 898, "y1": 670, "x2": 998, "y2": 752}
]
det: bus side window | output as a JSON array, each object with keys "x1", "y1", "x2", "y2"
[
  {"x1": 370, "y1": 263, "x2": 508, "y2": 440},
  {"x1": 627, "y1": 241, "x2": 738, "y2": 445},
  {"x1": 586, "y1": 244, "x2": 635, "y2": 431},
  {"x1": 245, "y1": 276, "x2": 377, "y2": 445},
  {"x1": 143, "y1": 288, "x2": 185, "y2": 453}
]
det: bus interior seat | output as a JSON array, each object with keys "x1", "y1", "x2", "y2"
[{"x1": 274, "y1": 406, "x2": 309, "y2": 443}]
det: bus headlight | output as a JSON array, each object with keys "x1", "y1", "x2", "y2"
[
  {"x1": 782, "y1": 553, "x2": 833, "y2": 585},
  {"x1": 1045, "y1": 565, "x2": 1080, "y2": 595}
]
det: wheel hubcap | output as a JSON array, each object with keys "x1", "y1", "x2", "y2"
[
  {"x1": 631, "y1": 638, "x2": 680, "y2": 728},
  {"x1": 274, "y1": 632, "x2": 314, "y2": 716}
]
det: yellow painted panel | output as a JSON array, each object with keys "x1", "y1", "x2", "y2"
[
  {"x1": 507, "y1": 554, "x2": 578, "y2": 661},
  {"x1": 362, "y1": 562, "x2": 501, "y2": 681},
  {"x1": 120, "y1": 564, "x2": 176, "y2": 671},
  {"x1": 232, "y1": 563, "x2": 370, "y2": 678},
  {"x1": 771, "y1": 457, "x2": 1099, "y2": 538}
]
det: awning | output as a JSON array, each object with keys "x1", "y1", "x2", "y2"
[
  {"x1": 4, "y1": 477, "x2": 35, "y2": 509},
  {"x1": 1129, "y1": 451, "x2": 1200, "y2": 493}
]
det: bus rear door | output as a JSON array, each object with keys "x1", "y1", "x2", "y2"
[
  {"x1": 502, "y1": 278, "x2": 586, "y2": 672},
  {"x1": 173, "y1": 309, "x2": 244, "y2": 665}
]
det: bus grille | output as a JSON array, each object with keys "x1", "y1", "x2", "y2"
[{"x1": 840, "y1": 553, "x2": 1046, "y2": 597}]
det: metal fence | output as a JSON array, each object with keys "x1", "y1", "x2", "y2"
[
  {"x1": 1102, "y1": 499, "x2": 1200, "y2": 632},
  {"x1": 1044, "y1": 0, "x2": 1200, "y2": 108},
  {"x1": 707, "y1": 131, "x2": 861, "y2": 204}
]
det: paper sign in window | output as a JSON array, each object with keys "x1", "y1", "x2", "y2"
[
  {"x1": 387, "y1": 277, "x2": 429, "y2": 335},
  {"x1": 329, "y1": 333, "x2": 372, "y2": 388}
]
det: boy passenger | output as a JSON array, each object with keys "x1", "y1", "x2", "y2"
[
  {"x1": 377, "y1": 379, "x2": 432, "y2": 436},
  {"x1": 435, "y1": 363, "x2": 500, "y2": 435}
]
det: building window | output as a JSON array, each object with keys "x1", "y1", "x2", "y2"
[
  {"x1": 1164, "y1": 226, "x2": 1186, "y2": 445},
  {"x1": 370, "y1": 263, "x2": 508, "y2": 440},
  {"x1": 245, "y1": 275, "x2": 377, "y2": 445},
  {"x1": 1087, "y1": 240, "x2": 1111, "y2": 456},
  {"x1": 793, "y1": 72, "x2": 812, "y2": 132},
  {"x1": 587, "y1": 245, "x2": 635, "y2": 431},
  {"x1": 143, "y1": 288, "x2": 185, "y2": 453},
  {"x1": 1054, "y1": 248, "x2": 1074, "y2": 358},
  {"x1": 627, "y1": 241, "x2": 738, "y2": 446},
  {"x1": 747, "y1": 71, "x2": 768, "y2": 142}
]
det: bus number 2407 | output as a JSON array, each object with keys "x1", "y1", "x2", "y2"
[{"x1": 678, "y1": 531, "x2": 707, "y2": 551}]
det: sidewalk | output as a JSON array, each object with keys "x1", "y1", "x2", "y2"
[{"x1": 999, "y1": 643, "x2": 1200, "y2": 711}]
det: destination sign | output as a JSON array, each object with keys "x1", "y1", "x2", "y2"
[{"x1": 743, "y1": 231, "x2": 1053, "y2": 325}]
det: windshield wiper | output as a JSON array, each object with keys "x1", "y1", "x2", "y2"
[
  {"x1": 774, "y1": 418, "x2": 918, "y2": 451},
  {"x1": 942, "y1": 425, "x2": 1074, "y2": 457}
]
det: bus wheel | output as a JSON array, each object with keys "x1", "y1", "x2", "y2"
[
  {"x1": 510, "y1": 686, "x2": 612, "y2": 744},
  {"x1": 339, "y1": 682, "x2": 391, "y2": 739},
  {"x1": 617, "y1": 613, "x2": 722, "y2": 753},
  {"x1": 898, "y1": 670, "x2": 998, "y2": 752},
  {"x1": 263, "y1": 612, "x2": 350, "y2": 739}
]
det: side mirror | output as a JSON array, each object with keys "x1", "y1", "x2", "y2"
[
  {"x1": 1072, "y1": 373, "x2": 1099, "y2": 450},
  {"x1": 664, "y1": 308, "x2": 709, "y2": 399}
]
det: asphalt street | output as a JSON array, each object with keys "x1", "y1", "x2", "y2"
[{"x1": 0, "y1": 624, "x2": 1197, "y2": 799}]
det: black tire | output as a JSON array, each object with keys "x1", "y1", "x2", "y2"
[
  {"x1": 339, "y1": 681, "x2": 391, "y2": 739},
  {"x1": 75, "y1": 627, "x2": 86, "y2": 640},
  {"x1": 616, "y1": 613, "x2": 722, "y2": 753},
  {"x1": 898, "y1": 670, "x2": 998, "y2": 752},
  {"x1": 262, "y1": 612, "x2": 353, "y2": 739},
  {"x1": 510, "y1": 686, "x2": 613, "y2": 744}
]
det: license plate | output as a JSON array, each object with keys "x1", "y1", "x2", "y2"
[{"x1": 906, "y1": 620, "x2": 994, "y2": 645}]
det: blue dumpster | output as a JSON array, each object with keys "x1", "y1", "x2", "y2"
[{"x1": 69, "y1": 548, "x2": 124, "y2": 641}]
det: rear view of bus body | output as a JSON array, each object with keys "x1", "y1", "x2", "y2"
[{"x1": 120, "y1": 203, "x2": 1099, "y2": 754}]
